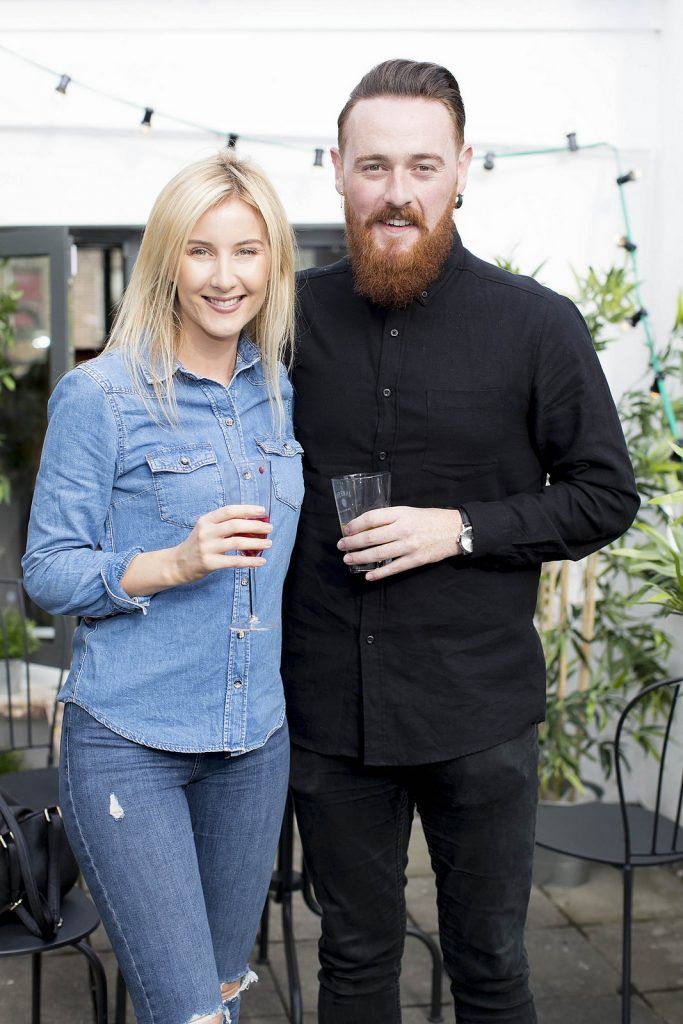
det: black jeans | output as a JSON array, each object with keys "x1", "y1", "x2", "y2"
[{"x1": 290, "y1": 726, "x2": 539, "y2": 1024}]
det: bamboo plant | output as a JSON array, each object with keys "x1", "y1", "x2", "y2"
[{"x1": 498, "y1": 257, "x2": 679, "y2": 798}]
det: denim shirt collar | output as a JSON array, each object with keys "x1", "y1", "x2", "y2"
[{"x1": 141, "y1": 334, "x2": 262, "y2": 386}]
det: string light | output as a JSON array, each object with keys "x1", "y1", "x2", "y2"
[
  {"x1": 616, "y1": 169, "x2": 641, "y2": 186},
  {"x1": 617, "y1": 235, "x2": 637, "y2": 253},
  {"x1": 650, "y1": 374, "x2": 665, "y2": 398},
  {"x1": 0, "y1": 41, "x2": 677, "y2": 442}
]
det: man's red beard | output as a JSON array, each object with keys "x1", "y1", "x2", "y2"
[{"x1": 344, "y1": 198, "x2": 456, "y2": 308}]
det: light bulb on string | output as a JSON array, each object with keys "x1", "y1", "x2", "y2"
[
  {"x1": 55, "y1": 74, "x2": 71, "y2": 95},
  {"x1": 616, "y1": 235, "x2": 637, "y2": 253},
  {"x1": 650, "y1": 373, "x2": 664, "y2": 398},
  {"x1": 566, "y1": 132, "x2": 579, "y2": 152},
  {"x1": 483, "y1": 151, "x2": 495, "y2": 171},
  {"x1": 313, "y1": 148, "x2": 324, "y2": 167},
  {"x1": 616, "y1": 169, "x2": 641, "y2": 186},
  {"x1": 140, "y1": 107, "x2": 154, "y2": 132},
  {"x1": 227, "y1": 134, "x2": 238, "y2": 149}
]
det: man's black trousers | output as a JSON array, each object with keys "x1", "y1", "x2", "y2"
[{"x1": 290, "y1": 725, "x2": 539, "y2": 1023}]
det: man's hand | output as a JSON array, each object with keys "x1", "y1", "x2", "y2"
[{"x1": 337, "y1": 506, "x2": 463, "y2": 581}]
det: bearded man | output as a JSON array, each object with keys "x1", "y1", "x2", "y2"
[{"x1": 281, "y1": 60, "x2": 638, "y2": 1024}]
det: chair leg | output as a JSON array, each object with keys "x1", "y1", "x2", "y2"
[
  {"x1": 281, "y1": 893, "x2": 303, "y2": 1024},
  {"x1": 31, "y1": 953, "x2": 42, "y2": 1024},
  {"x1": 406, "y1": 925, "x2": 444, "y2": 1023},
  {"x1": 621, "y1": 866, "x2": 634, "y2": 1024},
  {"x1": 74, "y1": 939, "x2": 109, "y2": 1024},
  {"x1": 279, "y1": 794, "x2": 303, "y2": 1024},
  {"x1": 115, "y1": 966, "x2": 128, "y2": 1024},
  {"x1": 257, "y1": 890, "x2": 271, "y2": 963}
]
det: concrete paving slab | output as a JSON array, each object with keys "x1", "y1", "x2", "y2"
[
  {"x1": 585, "y1": 917, "x2": 683, "y2": 993},
  {"x1": 647, "y1": 989, "x2": 683, "y2": 1024},
  {"x1": 239, "y1": 960, "x2": 288, "y2": 1019},
  {"x1": 526, "y1": 926, "x2": 622, "y2": 999},
  {"x1": 542, "y1": 864, "x2": 683, "y2": 926},
  {"x1": 534, "y1": 992, "x2": 665, "y2": 1024},
  {"x1": 527, "y1": 886, "x2": 568, "y2": 929},
  {"x1": 407, "y1": 815, "x2": 433, "y2": 878},
  {"x1": 266, "y1": 936, "x2": 320, "y2": 1015},
  {"x1": 406, "y1": 873, "x2": 440, "y2": 933},
  {"x1": 0, "y1": 947, "x2": 125, "y2": 1024}
]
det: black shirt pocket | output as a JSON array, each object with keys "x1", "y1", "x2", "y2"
[
  {"x1": 423, "y1": 388, "x2": 502, "y2": 480},
  {"x1": 146, "y1": 442, "x2": 225, "y2": 529}
]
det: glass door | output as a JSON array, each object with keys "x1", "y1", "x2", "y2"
[{"x1": 0, "y1": 228, "x2": 72, "y2": 580}]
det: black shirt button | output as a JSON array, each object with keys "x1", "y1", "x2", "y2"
[
  {"x1": 421, "y1": 291, "x2": 428, "y2": 299},
  {"x1": 390, "y1": 328, "x2": 399, "y2": 337},
  {"x1": 382, "y1": 388, "x2": 392, "y2": 397},
  {"x1": 378, "y1": 451, "x2": 387, "y2": 461},
  {"x1": 366, "y1": 635, "x2": 375, "y2": 644}
]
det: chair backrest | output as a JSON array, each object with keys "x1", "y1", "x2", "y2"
[
  {"x1": 615, "y1": 676, "x2": 683, "y2": 862},
  {"x1": 0, "y1": 577, "x2": 64, "y2": 763}
]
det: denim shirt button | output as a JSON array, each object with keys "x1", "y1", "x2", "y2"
[
  {"x1": 236, "y1": 630, "x2": 245, "y2": 640},
  {"x1": 234, "y1": 679, "x2": 243, "y2": 689},
  {"x1": 241, "y1": 577, "x2": 249, "y2": 587},
  {"x1": 225, "y1": 417, "x2": 234, "y2": 427},
  {"x1": 180, "y1": 456, "x2": 190, "y2": 465}
]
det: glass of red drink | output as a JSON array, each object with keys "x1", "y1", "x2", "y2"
[{"x1": 230, "y1": 459, "x2": 277, "y2": 633}]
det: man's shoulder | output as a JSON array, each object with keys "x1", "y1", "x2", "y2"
[
  {"x1": 296, "y1": 257, "x2": 351, "y2": 294},
  {"x1": 461, "y1": 249, "x2": 565, "y2": 309}
]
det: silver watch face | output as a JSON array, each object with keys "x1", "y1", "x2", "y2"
[{"x1": 460, "y1": 525, "x2": 474, "y2": 555}]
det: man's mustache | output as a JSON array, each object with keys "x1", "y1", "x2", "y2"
[{"x1": 364, "y1": 206, "x2": 426, "y2": 230}]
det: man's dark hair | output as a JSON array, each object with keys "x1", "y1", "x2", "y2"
[{"x1": 337, "y1": 59, "x2": 466, "y2": 151}]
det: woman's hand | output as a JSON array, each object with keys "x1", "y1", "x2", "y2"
[
  {"x1": 173, "y1": 504, "x2": 273, "y2": 584},
  {"x1": 120, "y1": 505, "x2": 273, "y2": 597}
]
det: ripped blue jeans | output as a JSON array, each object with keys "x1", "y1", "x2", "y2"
[{"x1": 60, "y1": 702, "x2": 289, "y2": 1024}]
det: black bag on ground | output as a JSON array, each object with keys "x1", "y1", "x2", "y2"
[{"x1": 0, "y1": 788, "x2": 79, "y2": 939}]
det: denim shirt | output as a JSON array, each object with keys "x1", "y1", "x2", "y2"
[{"x1": 22, "y1": 339, "x2": 303, "y2": 753}]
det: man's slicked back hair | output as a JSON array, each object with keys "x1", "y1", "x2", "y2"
[{"x1": 337, "y1": 59, "x2": 466, "y2": 151}]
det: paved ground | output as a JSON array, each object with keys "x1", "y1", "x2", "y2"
[{"x1": 1, "y1": 818, "x2": 682, "y2": 1023}]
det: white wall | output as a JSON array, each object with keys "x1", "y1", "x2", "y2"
[
  {"x1": 2, "y1": 0, "x2": 680, "y2": 389},
  {"x1": 2, "y1": 0, "x2": 683, "y2": 814}
]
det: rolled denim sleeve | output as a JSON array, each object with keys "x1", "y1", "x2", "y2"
[{"x1": 22, "y1": 367, "x2": 150, "y2": 618}]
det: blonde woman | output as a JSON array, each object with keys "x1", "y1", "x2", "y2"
[{"x1": 22, "y1": 152, "x2": 302, "y2": 1024}]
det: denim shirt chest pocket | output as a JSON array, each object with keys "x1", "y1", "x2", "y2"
[
  {"x1": 146, "y1": 441, "x2": 225, "y2": 528},
  {"x1": 255, "y1": 436, "x2": 304, "y2": 510}
]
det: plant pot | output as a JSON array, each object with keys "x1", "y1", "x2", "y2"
[
  {"x1": 2, "y1": 659, "x2": 27, "y2": 695},
  {"x1": 533, "y1": 842, "x2": 590, "y2": 888}
]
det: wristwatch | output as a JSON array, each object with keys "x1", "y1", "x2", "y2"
[{"x1": 456, "y1": 508, "x2": 474, "y2": 556}]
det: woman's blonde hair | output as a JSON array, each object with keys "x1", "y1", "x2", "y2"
[{"x1": 105, "y1": 151, "x2": 296, "y2": 427}]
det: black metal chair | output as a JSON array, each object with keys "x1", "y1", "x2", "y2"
[
  {"x1": 0, "y1": 578, "x2": 108, "y2": 1023},
  {"x1": 258, "y1": 792, "x2": 444, "y2": 1023},
  {"x1": 535, "y1": 676, "x2": 683, "y2": 1024}
]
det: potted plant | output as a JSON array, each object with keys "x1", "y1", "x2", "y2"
[{"x1": 0, "y1": 606, "x2": 41, "y2": 693}]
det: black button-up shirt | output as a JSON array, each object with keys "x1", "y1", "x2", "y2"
[{"x1": 281, "y1": 234, "x2": 639, "y2": 766}]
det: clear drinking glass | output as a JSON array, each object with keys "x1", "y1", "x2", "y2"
[
  {"x1": 331, "y1": 471, "x2": 392, "y2": 573},
  {"x1": 230, "y1": 459, "x2": 277, "y2": 633}
]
